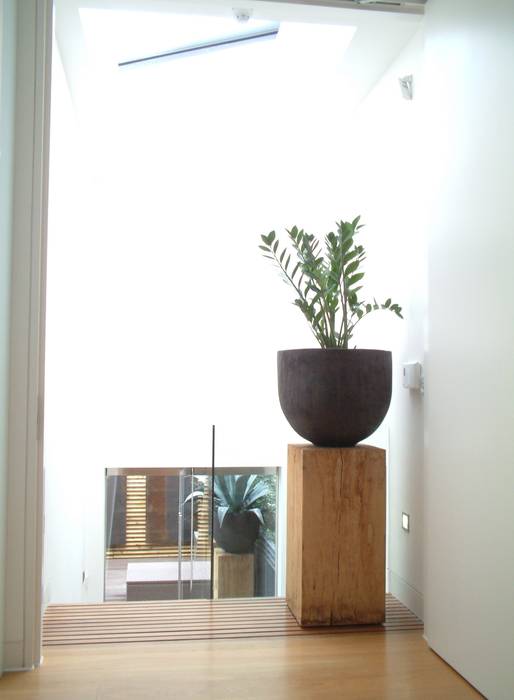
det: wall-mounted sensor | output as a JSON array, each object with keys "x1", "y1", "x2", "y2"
[
  {"x1": 402, "y1": 362, "x2": 423, "y2": 391},
  {"x1": 399, "y1": 74, "x2": 413, "y2": 100}
]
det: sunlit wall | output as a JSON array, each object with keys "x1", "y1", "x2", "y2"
[{"x1": 44, "y1": 8, "x2": 424, "y2": 603}]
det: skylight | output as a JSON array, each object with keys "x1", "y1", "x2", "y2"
[{"x1": 79, "y1": 9, "x2": 281, "y2": 68}]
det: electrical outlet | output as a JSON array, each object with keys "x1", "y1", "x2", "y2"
[{"x1": 402, "y1": 512, "x2": 410, "y2": 532}]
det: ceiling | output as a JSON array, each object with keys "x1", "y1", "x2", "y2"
[{"x1": 54, "y1": 0, "x2": 424, "y2": 117}]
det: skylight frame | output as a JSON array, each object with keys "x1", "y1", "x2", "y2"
[{"x1": 118, "y1": 24, "x2": 281, "y2": 68}]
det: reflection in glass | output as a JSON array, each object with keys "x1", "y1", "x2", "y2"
[{"x1": 105, "y1": 467, "x2": 278, "y2": 601}]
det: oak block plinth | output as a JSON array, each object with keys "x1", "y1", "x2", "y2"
[{"x1": 286, "y1": 444, "x2": 386, "y2": 626}]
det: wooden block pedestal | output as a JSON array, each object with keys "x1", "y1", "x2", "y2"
[
  {"x1": 213, "y1": 548, "x2": 254, "y2": 599},
  {"x1": 286, "y1": 443, "x2": 386, "y2": 627}
]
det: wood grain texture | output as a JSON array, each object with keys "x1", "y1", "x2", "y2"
[
  {"x1": 41, "y1": 595, "x2": 421, "y2": 646},
  {"x1": 287, "y1": 444, "x2": 386, "y2": 626},
  {"x1": 213, "y1": 548, "x2": 254, "y2": 599},
  {"x1": 145, "y1": 475, "x2": 167, "y2": 545},
  {"x1": 106, "y1": 478, "x2": 211, "y2": 559},
  {"x1": 3, "y1": 630, "x2": 482, "y2": 699}
]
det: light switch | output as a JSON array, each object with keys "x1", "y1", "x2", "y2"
[{"x1": 402, "y1": 512, "x2": 410, "y2": 532}]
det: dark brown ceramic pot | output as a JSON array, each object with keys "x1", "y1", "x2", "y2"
[
  {"x1": 213, "y1": 511, "x2": 261, "y2": 554},
  {"x1": 277, "y1": 348, "x2": 392, "y2": 447}
]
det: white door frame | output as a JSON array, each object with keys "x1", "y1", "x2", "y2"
[{"x1": 4, "y1": 0, "x2": 52, "y2": 671}]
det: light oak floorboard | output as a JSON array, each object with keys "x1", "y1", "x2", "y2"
[{"x1": 1, "y1": 631, "x2": 482, "y2": 699}]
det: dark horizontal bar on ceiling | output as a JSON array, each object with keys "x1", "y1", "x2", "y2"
[{"x1": 118, "y1": 28, "x2": 280, "y2": 68}]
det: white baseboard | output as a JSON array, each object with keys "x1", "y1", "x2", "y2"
[
  {"x1": 3, "y1": 640, "x2": 25, "y2": 672},
  {"x1": 389, "y1": 570, "x2": 424, "y2": 621},
  {"x1": 3, "y1": 640, "x2": 38, "y2": 672}
]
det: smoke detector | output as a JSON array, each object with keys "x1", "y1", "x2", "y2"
[{"x1": 233, "y1": 8, "x2": 252, "y2": 23}]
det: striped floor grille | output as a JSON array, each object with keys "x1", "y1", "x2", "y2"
[{"x1": 43, "y1": 594, "x2": 423, "y2": 646}]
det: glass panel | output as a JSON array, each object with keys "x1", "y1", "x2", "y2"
[
  {"x1": 104, "y1": 466, "x2": 279, "y2": 601},
  {"x1": 104, "y1": 468, "x2": 213, "y2": 602},
  {"x1": 177, "y1": 469, "x2": 212, "y2": 600},
  {"x1": 212, "y1": 468, "x2": 278, "y2": 599}
]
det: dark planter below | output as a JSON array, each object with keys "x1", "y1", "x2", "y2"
[
  {"x1": 277, "y1": 348, "x2": 392, "y2": 447},
  {"x1": 213, "y1": 511, "x2": 261, "y2": 554}
]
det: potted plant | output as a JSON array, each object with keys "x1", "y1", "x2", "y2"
[
  {"x1": 259, "y1": 217, "x2": 402, "y2": 446},
  {"x1": 187, "y1": 474, "x2": 269, "y2": 554}
]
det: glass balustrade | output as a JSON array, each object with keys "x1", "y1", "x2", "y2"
[{"x1": 104, "y1": 466, "x2": 279, "y2": 601}]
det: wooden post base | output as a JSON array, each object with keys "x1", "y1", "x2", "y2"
[
  {"x1": 213, "y1": 548, "x2": 254, "y2": 599},
  {"x1": 286, "y1": 444, "x2": 386, "y2": 626}
]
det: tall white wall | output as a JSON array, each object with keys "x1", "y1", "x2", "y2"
[
  {"x1": 0, "y1": 0, "x2": 16, "y2": 676},
  {"x1": 423, "y1": 1, "x2": 514, "y2": 698},
  {"x1": 43, "y1": 46, "x2": 88, "y2": 605},
  {"x1": 347, "y1": 28, "x2": 426, "y2": 619},
  {"x1": 45, "y1": 8, "x2": 422, "y2": 605}
]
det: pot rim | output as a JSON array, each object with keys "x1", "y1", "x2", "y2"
[{"x1": 277, "y1": 348, "x2": 391, "y2": 355}]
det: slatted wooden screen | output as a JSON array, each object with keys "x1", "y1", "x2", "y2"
[{"x1": 106, "y1": 475, "x2": 211, "y2": 559}]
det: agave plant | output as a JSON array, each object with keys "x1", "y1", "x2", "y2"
[
  {"x1": 214, "y1": 474, "x2": 268, "y2": 527},
  {"x1": 259, "y1": 217, "x2": 403, "y2": 349},
  {"x1": 186, "y1": 474, "x2": 269, "y2": 527}
]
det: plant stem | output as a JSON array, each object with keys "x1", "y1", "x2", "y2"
[
  {"x1": 273, "y1": 251, "x2": 326, "y2": 346},
  {"x1": 341, "y1": 277, "x2": 348, "y2": 349}
]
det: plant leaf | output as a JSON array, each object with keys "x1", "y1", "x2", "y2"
[
  {"x1": 184, "y1": 490, "x2": 204, "y2": 504},
  {"x1": 248, "y1": 508, "x2": 265, "y2": 525},
  {"x1": 347, "y1": 272, "x2": 365, "y2": 287},
  {"x1": 345, "y1": 260, "x2": 360, "y2": 276},
  {"x1": 217, "y1": 506, "x2": 229, "y2": 528}
]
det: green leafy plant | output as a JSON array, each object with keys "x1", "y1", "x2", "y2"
[
  {"x1": 186, "y1": 474, "x2": 269, "y2": 527},
  {"x1": 254, "y1": 475, "x2": 277, "y2": 544},
  {"x1": 259, "y1": 217, "x2": 403, "y2": 349}
]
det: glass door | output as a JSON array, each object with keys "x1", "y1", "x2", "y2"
[
  {"x1": 104, "y1": 467, "x2": 214, "y2": 602},
  {"x1": 177, "y1": 468, "x2": 212, "y2": 600}
]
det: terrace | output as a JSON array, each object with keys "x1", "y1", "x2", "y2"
[{"x1": 104, "y1": 466, "x2": 280, "y2": 603}]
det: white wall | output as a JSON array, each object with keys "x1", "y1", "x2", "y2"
[
  {"x1": 43, "y1": 46, "x2": 88, "y2": 605},
  {"x1": 45, "y1": 15, "x2": 359, "y2": 603},
  {"x1": 347, "y1": 28, "x2": 426, "y2": 619},
  {"x1": 0, "y1": 0, "x2": 16, "y2": 676},
  {"x1": 45, "y1": 6, "x2": 423, "y2": 605},
  {"x1": 423, "y1": 1, "x2": 514, "y2": 698}
]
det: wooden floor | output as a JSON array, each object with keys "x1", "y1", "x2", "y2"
[
  {"x1": 43, "y1": 595, "x2": 422, "y2": 646},
  {"x1": 1, "y1": 631, "x2": 483, "y2": 699}
]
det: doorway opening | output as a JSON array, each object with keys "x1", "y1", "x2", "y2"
[{"x1": 42, "y1": 0, "x2": 425, "y2": 642}]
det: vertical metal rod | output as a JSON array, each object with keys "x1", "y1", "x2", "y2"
[
  {"x1": 210, "y1": 425, "x2": 216, "y2": 600},
  {"x1": 103, "y1": 469, "x2": 110, "y2": 603},
  {"x1": 190, "y1": 469, "x2": 194, "y2": 596},
  {"x1": 177, "y1": 470, "x2": 184, "y2": 600}
]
